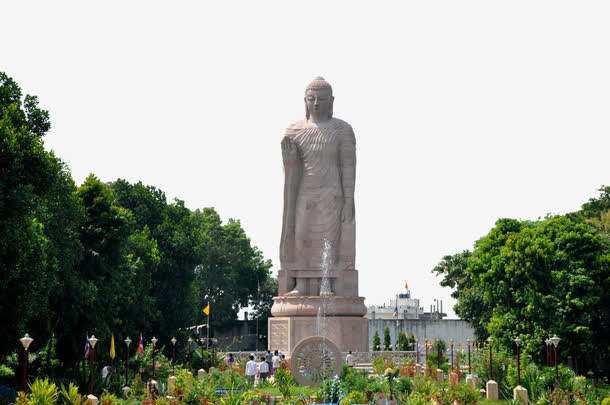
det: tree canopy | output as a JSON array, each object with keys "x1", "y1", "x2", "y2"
[
  {"x1": 433, "y1": 188, "x2": 610, "y2": 374},
  {"x1": 0, "y1": 72, "x2": 273, "y2": 375}
]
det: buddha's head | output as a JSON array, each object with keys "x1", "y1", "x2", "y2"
[{"x1": 305, "y1": 76, "x2": 334, "y2": 121}]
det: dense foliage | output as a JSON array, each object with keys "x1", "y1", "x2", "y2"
[
  {"x1": 0, "y1": 73, "x2": 273, "y2": 382},
  {"x1": 432, "y1": 187, "x2": 610, "y2": 375}
]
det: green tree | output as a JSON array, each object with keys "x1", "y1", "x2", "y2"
[
  {"x1": 383, "y1": 326, "x2": 392, "y2": 351},
  {"x1": 0, "y1": 72, "x2": 83, "y2": 364},
  {"x1": 428, "y1": 339, "x2": 448, "y2": 371},
  {"x1": 433, "y1": 195, "x2": 610, "y2": 374},
  {"x1": 373, "y1": 331, "x2": 381, "y2": 351},
  {"x1": 191, "y1": 209, "x2": 272, "y2": 330},
  {"x1": 398, "y1": 331, "x2": 408, "y2": 351}
]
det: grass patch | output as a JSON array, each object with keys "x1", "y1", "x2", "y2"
[{"x1": 254, "y1": 384, "x2": 318, "y2": 398}]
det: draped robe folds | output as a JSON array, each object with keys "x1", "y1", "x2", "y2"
[{"x1": 280, "y1": 118, "x2": 356, "y2": 272}]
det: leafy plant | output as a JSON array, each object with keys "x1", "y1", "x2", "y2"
[
  {"x1": 273, "y1": 368, "x2": 294, "y2": 399},
  {"x1": 60, "y1": 383, "x2": 92, "y2": 405},
  {"x1": 128, "y1": 374, "x2": 146, "y2": 400},
  {"x1": 321, "y1": 376, "x2": 344, "y2": 404},
  {"x1": 384, "y1": 368, "x2": 400, "y2": 399},
  {"x1": 28, "y1": 378, "x2": 58, "y2": 405},
  {"x1": 347, "y1": 391, "x2": 367, "y2": 404},
  {"x1": 100, "y1": 390, "x2": 118, "y2": 404}
]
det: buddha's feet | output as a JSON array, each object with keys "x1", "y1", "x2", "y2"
[
  {"x1": 320, "y1": 290, "x2": 334, "y2": 297},
  {"x1": 284, "y1": 289, "x2": 301, "y2": 296}
]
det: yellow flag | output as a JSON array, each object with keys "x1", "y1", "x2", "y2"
[
  {"x1": 203, "y1": 303, "x2": 210, "y2": 315},
  {"x1": 405, "y1": 282, "x2": 408, "y2": 290},
  {"x1": 109, "y1": 335, "x2": 115, "y2": 359}
]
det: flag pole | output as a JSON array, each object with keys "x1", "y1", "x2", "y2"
[
  {"x1": 256, "y1": 280, "x2": 260, "y2": 352},
  {"x1": 206, "y1": 302, "x2": 210, "y2": 352}
]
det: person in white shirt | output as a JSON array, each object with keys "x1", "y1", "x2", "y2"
[
  {"x1": 102, "y1": 365, "x2": 112, "y2": 382},
  {"x1": 245, "y1": 355, "x2": 258, "y2": 385},
  {"x1": 272, "y1": 350, "x2": 280, "y2": 375},
  {"x1": 258, "y1": 356, "x2": 269, "y2": 382},
  {"x1": 346, "y1": 350, "x2": 356, "y2": 367}
]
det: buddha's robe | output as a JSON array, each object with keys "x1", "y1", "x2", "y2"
[{"x1": 280, "y1": 117, "x2": 356, "y2": 271}]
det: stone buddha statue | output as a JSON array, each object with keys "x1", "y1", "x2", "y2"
[{"x1": 279, "y1": 76, "x2": 356, "y2": 296}]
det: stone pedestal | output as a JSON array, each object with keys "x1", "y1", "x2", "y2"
[
  {"x1": 167, "y1": 376, "x2": 177, "y2": 391},
  {"x1": 269, "y1": 315, "x2": 368, "y2": 355},
  {"x1": 415, "y1": 364, "x2": 423, "y2": 374},
  {"x1": 122, "y1": 387, "x2": 130, "y2": 398},
  {"x1": 87, "y1": 395, "x2": 99, "y2": 405},
  {"x1": 269, "y1": 294, "x2": 367, "y2": 355},
  {"x1": 486, "y1": 380, "x2": 498, "y2": 401},
  {"x1": 436, "y1": 369, "x2": 444, "y2": 382},
  {"x1": 197, "y1": 369, "x2": 205, "y2": 379},
  {"x1": 465, "y1": 375, "x2": 478, "y2": 389},
  {"x1": 514, "y1": 385, "x2": 528, "y2": 405}
]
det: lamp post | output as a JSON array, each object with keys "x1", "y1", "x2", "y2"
[
  {"x1": 150, "y1": 337, "x2": 158, "y2": 379},
  {"x1": 487, "y1": 337, "x2": 493, "y2": 381},
  {"x1": 467, "y1": 338, "x2": 472, "y2": 375},
  {"x1": 187, "y1": 338, "x2": 192, "y2": 372},
  {"x1": 424, "y1": 338, "x2": 428, "y2": 363},
  {"x1": 19, "y1": 334, "x2": 33, "y2": 392},
  {"x1": 514, "y1": 337, "x2": 522, "y2": 386},
  {"x1": 124, "y1": 337, "x2": 132, "y2": 386},
  {"x1": 437, "y1": 341, "x2": 441, "y2": 369},
  {"x1": 200, "y1": 338, "x2": 205, "y2": 371},
  {"x1": 415, "y1": 338, "x2": 419, "y2": 364},
  {"x1": 171, "y1": 337, "x2": 177, "y2": 376},
  {"x1": 450, "y1": 339, "x2": 454, "y2": 370},
  {"x1": 89, "y1": 336, "x2": 99, "y2": 396},
  {"x1": 550, "y1": 335, "x2": 561, "y2": 381}
]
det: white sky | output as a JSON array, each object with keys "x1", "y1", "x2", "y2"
[{"x1": 3, "y1": 1, "x2": 609, "y2": 318}]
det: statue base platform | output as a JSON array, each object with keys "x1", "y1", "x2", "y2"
[
  {"x1": 268, "y1": 315, "x2": 368, "y2": 355},
  {"x1": 271, "y1": 296, "x2": 367, "y2": 317}
]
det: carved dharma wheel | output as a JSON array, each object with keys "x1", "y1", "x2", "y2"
[{"x1": 290, "y1": 336, "x2": 343, "y2": 386}]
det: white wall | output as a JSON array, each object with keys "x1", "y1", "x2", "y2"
[{"x1": 368, "y1": 319, "x2": 475, "y2": 350}]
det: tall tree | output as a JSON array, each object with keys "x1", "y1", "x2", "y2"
[
  {"x1": 433, "y1": 209, "x2": 610, "y2": 373},
  {"x1": 0, "y1": 72, "x2": 82, "y2": 362}
]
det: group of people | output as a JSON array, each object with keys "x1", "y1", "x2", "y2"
[{"x1": 243, "y1": 350, "x2": 288, "y2": 385}]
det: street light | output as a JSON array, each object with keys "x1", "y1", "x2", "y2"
[
  {"x1": 487, "y1": 337, "x2": 493, "y2": 381},
  {"x1": 466, "y1": 338, "x2": 472, "y2": 375},
  {"x1": 171, "y1": 337, "x2": 177, "y2": 376},
  {"x1": 19, "y1": 334, "x2": 33, "y2": 392},
  {"x1": 151, "y1": 337, "x2": 158, "y2": 379},
  {"x1": 424, "y1": 338, "x2": 428, "y2": 363},
  {"x1": 450, "y1": 339, "x2": 454, "y2": 370},
  {"x1": 88, "y1": 336, "x2": 99, "y2": 396},
  {"x1": 550, "y1": 335, "x2": 561, "y2": 381},
  {"x1": 124, "y1": 337, "x2": 132, "y2": 386},
  {"x1": 415, "y1": 337, "x2": 419, "y2": 364},
  {"x1": 514, "y1": 337, "x2": 522, "y2": 386},
  {"x1": 187, "y1": 338, "x2": 193, "y2": 372}
]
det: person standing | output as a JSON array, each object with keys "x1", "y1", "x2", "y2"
[
  {"x1": 346, "y1": 350, "x2": 356, "y2": 367},
  {"x1": 102, "y1": 365, "x2": 112, "y2": 382},
  {"x1": 259, "y1": 356, "x2": 269, "y2": 383},
  {"x1": 265, "y1": 350, "x2": 273, "y2": 375},
  {"x1": 279, "y1": 354, "x2": 288, "y2": 370},
  {"x1": 272, "y1": 350, "x2": 280, "y2": 375},
  {"x1": 245, "y1": 355, "x2": 257, "y2": 385}
]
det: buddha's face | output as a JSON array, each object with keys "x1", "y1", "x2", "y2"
[{"x1": 305, "y1": 88, "x2": 333, "y2": 120}]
